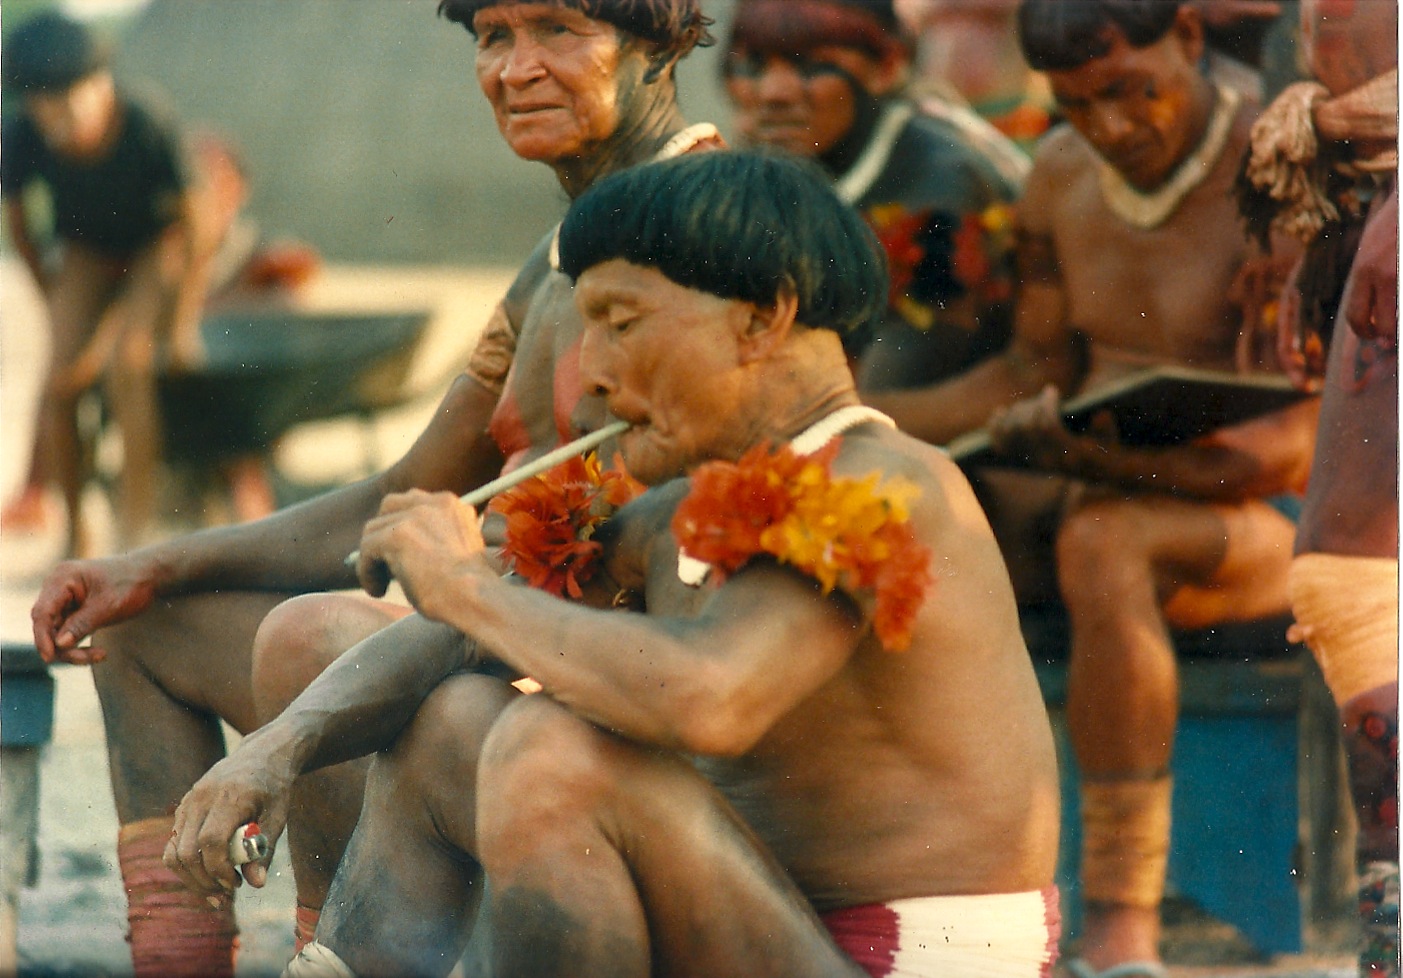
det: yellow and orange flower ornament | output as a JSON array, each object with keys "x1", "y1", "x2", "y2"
[{"x1": 671, "y1": 440, "x2": 933, "y2": 651}]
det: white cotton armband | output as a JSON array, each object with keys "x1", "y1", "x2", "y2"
[{"x1": 282, "y1": 941, "x2": 356, "y2": 978}]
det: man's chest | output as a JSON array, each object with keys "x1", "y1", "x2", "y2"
[{"x1": 1052, "y1": 189, "x2": 1247, "y2": 359}]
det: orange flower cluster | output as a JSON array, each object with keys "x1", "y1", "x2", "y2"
[
  {"x1": 952, "y1": 202, "x2": 1016, "y2": 304},
  {"x1": 671, "y1": 441, "x2": 933, "y2": 651},
  {"x1": 491, "y1": 453, "x2": 644, "y2": 599}
]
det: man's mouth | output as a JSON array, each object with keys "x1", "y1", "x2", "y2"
[{"x1": 507, "y1": 103, "x2": 564, "y2": 117}]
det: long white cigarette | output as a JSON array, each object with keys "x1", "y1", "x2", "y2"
[{"x1": 344, "y1": 420, "x2": 630, "y2": 568}]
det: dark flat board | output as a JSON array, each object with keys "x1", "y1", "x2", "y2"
[{"x1": 948, "y1": 366, "x2": 1314, "y2": 470}]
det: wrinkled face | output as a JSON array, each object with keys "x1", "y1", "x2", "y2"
[
  {"x1": 26, "y1": 71, "x2": 115, "y2": 156},
  {"x1": 473, "y1": 2, "x2": 649, "y2": 163},
  {"x1": 1301, "y1": 0, "x2": 1398, "y2": 96},
  {"x1": 576, "y1": 259, "x2": 751, "y2": 485},
  {"x1": 1047, "y1": 26, "x2": 1208, "y2": 191},
  {"x1": 724, "y1": 45, "x2": 890, "y2": 157}
]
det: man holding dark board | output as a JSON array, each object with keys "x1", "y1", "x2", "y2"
[{"x1": 862, "y1": 2, "x2": 1318, "y2": 974}]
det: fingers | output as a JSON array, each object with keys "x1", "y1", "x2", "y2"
[
  {"x1": 988, "y1": 387, "x2": 1064, "y2": 456},
  {"x1": 164, "y1": 788, "x2": 278, "y2": 903},
  {"x1": 166, "y1": 806, "x2": 241, "y2": 901},
  {"x1": 356, "y1": 552, "x2": 393, "y2": 598},
  {"x1": 31, "y1": 590, "x2": 108, "y2": 664},
  {"x1": 1345, "y1": 275, "x2": 1396, "y2": 344},
  {"x1": 356, "y1": 490, "x2": 484, "y2": 598}
]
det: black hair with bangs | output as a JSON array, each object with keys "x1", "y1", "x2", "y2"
[
  {"x1": 1018, "y1": 0, "x2": 1182, "y2": 72},
  {"x1": 556, "y1": 151, "x2": 887, "y2": 338},
  {"x1": 438, "y1": 0, "x2": 713, "y2": 55}
]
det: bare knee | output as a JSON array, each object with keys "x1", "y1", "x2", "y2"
[
  {"x1": 368, "y1": 673, "x2": 518, "y2": 849},
  {"x1": 1056, "y1": 501, "x2": 1151, "y2": 607},
  {"x1": 251, "y1": 593, "x2": 403, "y2": 723},
  {"x1": 476, "y1": 697, "x2": 629, "y2": 858}
]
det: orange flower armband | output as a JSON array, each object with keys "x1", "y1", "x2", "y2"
[
  {"x1": 670, "y1": 441, "x2": 934, "y2": 651},
  {"x1": 490, "y1": 452, "x2": 644, "y2": 600}
]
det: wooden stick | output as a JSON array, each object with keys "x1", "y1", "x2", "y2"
[{"x1": 344, "y1": 420, "x2": 630, "y2": 568}]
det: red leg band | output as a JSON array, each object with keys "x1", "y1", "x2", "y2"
[
  {"x1": 294, "y1": 903, "x2": 321, "y2": 955},
  {"x1": 118, "y1": 817, "x2": 239, "y2": 978}
]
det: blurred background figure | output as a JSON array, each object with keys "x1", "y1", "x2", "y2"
[
  {"x1": 894, "y1": 0, "x2": 1055, "y2": 154},
  {"x1": 1241, "y1": 0, "x2": 1398, "y2": 972},
  {"x1": 1, "y1": 10, "x2": 206, "y2": 557},
  {"x1": 176, "y1": 132, "x2": 323, "y2": 525},
  {"x1": 722, "y1": 0, "x2": 1028, "y2": 395},
  {"x1": 1193, "y1": 0, "x2": 1300, "y2": 100}
]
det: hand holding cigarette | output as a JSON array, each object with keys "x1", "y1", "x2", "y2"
[{"x1": 347, "y1": 420, "x2": 630, "y2": 593}]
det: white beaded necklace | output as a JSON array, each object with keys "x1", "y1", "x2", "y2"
[{"x1": 1097, "y1": 84, "x2": 1240, "y2": 230}]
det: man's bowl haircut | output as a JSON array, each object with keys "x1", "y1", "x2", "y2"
[
  {"x1": 3, "y1": 11, "x2": 110, "y2": 95},
  {"x1": 556, "y1": 150, "x2": 889, "y2": 339},
  {"x1": 438, "y1": 0, "x2": 714, "y2": 55},
  {"x1": 1017, "y1": 0, "x2": 1182, "y2": 73}
]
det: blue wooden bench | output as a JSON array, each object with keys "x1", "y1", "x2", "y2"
[
  {"x1": 1, "y1": 642, "x2": 56, "y2": 967},
  {"x1": 1021, "y1": 604, "x2": 1353, "y2": 957}
]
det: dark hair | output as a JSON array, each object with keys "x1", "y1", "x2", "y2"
[
  {"x1": 726, "y1": 0, "x2": 909, "y2": 63},
  {"x1": 557, "y1": 151, "x2": 888, "y2": 337},
  {"x1": 438, "y1": 0, "x2": 713, "y2": 56},
  {"x1": 1018, "y1": 0, "x2": 1182, "y2": 72},
  {"x1": 3, "y1": 11, "x2": 109, "y2": 94}
]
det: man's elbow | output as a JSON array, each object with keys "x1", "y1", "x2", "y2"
[{"x1": 670, "y1": 671, "x2": 771, "y2": 758}]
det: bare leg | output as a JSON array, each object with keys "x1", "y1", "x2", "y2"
[
  {"x1": 1057, "y1": 495, "x2": 1295, "y2": 969},
  {"x1": 315, "y1": 673, "x2": 519, "y2": 978},
  {"x1": 103, "y1": 244, "x2": 180, "y2": 550},
  {"x1": 1341, "y1": 685, "x2": 1400, "y2": 978},
  {"x1": 93, "y1": 590, "x2": 290, "y2": 975},
  {"x1": 474, "y1": 695, "x2": 867, "y2": 978},
  {"x1": 30, "y1": 246, "x2": 123, "y2": 556},
  {"x1": 93, "y1": 590, "x2": 288, "y2": 819},
  {"x1": 252, "y1": 593, "x2": 412, "y2": 938}
]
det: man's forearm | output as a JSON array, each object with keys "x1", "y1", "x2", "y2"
[
  {"x1": 139, "y1": 474, "x2": 394, "y2": 598},
  {"x1": 263, "y1": 613, "x2": 476, "y2": 774},
  {"x1": 863, "y1": 348, "x2": 1066, "y2": 445}
]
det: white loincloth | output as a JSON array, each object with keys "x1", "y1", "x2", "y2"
[{"x1": 821, "y1": 887, "x2": 1061, "y2": 978}]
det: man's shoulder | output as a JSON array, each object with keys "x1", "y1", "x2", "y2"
[
  {"x1": 0, "y1": 113, "x2": 45, "y2": 193},
  {"x1": 504, "y1": 230, "x2": 564, "y2": 308},
  {"x1": 831, "y1": 423, "x2": 953, "y2": 502},
  {"x1": 891, "y1": 100, "x2": 1028, "y2": 199},
  {"x1": 1027, "y1": 122, "x2": 1097, "y2": 177},
  {"x1": 1020, "y1": 123, "x2": 1099, "y2": 218}
]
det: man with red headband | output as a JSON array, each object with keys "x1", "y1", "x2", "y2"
[
  {"x1": 723, "y1": 0, "x2": 1028, "y2": 394},
  {"x1": 28, "y1": 1, "x2": 721, "y2": 974}
]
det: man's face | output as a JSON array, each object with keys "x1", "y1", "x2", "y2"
[
  {"x1": 26, "y1": 71, "x2": 116, "y2": 156},
  {"x1": 724, "y1": 44, "x2": 892, "y2": 157},
  {"x1": 1046, "y1": 25, "x2": 1207, "y2": 191},
  {"x1": 473, "y1": 2, "x2": 649, "y2": 163},
  {"x1": 576, "y1": 259, "x2": 752, "y2": 485}
]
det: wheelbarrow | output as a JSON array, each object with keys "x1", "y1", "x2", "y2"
[{"x1": 157, "y1": 309, "x2": 433, "y2": 467}]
